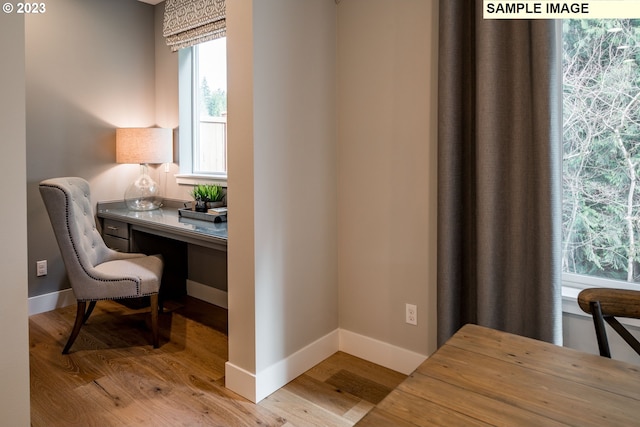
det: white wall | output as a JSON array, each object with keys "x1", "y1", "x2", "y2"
[
  {"x1": 226, "y1": 0, "x2": 338, "y2": 402},
  {"x1": 0, "y1": 11, "x2": 31, "y2": 427},
  {"x1": 337, "y1": 0, "x2": 438, "y2": 358}
]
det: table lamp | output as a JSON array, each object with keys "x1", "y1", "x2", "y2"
[{"x1": 116, "y1": 128, "x2": 173, "y2": 211}]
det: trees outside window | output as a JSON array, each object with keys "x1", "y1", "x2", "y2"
[
  {"x1": 194, "y1": 37, "x2": 227, "y2": 175},
  {"x1": 563, "y1": 19, "x2": 640, "y2": 283}
]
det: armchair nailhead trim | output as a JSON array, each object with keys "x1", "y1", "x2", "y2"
[{"x1": 41, "y1": 183, "x2": 142, "y2": 295}]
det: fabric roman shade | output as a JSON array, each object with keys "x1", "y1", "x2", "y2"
[{"x1": 163, "y1": 0, "x2": 226, "y2": 52}]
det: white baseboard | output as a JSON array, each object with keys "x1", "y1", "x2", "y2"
[
  {"x1": 224, "y1": 362, "x2": 258, "y2": 403},
  {"x1": 339, "y1": 329, "x2": 427, "y2": 375},
  {"x1": 28, "y1": 288, "x2": 76, "y2": 316},
  {"x1": 186, "y1": 280, "x2": 227, "y2": 309},
  {"x1": 225, "y1": 329, "x2": 339, "y2": 403},
  {"x1": 256, "y1": 329, "x2": 339, "y2": 402},
  {"x1": 225, "y1": 327, "x2": 428, "y2": 403}
]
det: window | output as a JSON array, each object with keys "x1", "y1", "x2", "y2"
[
  {"x1": 177, "y1": 37, "x2": 227, "y2": 184},
  {"x1": 563, "y1": 19, "x2": 640, "y2": 290}
]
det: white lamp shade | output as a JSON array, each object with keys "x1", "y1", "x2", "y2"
[{"x1": 116, "y1": 128, "x2": 173, "y2": 164}]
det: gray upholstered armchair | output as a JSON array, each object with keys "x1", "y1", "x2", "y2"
[{"x1": 39, "y1": 177, "x2": 164, "y2": 354}]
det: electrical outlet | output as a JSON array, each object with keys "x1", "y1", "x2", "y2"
[
  {"x1": 36, "y1": 260, "x2": 47, "y2": 277},
  {"x1": 406, "y1": 303, "x2": 417, "y2": 325}
]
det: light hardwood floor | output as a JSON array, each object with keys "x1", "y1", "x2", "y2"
[{"x1": 29, "y1": 297, "x2": 406, "y2": 426}]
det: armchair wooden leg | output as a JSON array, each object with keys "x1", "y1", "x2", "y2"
[
  {"x1": 150, "y1": 294, "x2": 159, "y2": 349},
  {"x1": 83, "y1": 301, "x2": 97, "y2": 323},
  {"x1": 62, "y1": 301, "x2": 87, "y2": 354}
]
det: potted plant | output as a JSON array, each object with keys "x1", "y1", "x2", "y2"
[
  {"x1": 190, "y1": 185, "x2": 208, "y2": 212},
  {"x1": 203, "y1": 184, "x2": 225, "y2": 209},
  {"x1": 190, "y1": 184, "x2": 225, "y2": 212}
]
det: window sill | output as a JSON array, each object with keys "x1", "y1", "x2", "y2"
[
  {"x1": 175, "y1": 174, "x2": 227, "y2": 187},
  {"x1": 561, "y1": 285, "x2": 584, "y2": 317}
]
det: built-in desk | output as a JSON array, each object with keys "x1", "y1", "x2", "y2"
[
  {"x1": 96, "y1": 200, "x2": 228, "y2": 302},
  {"x1": 97, "y1": 200, "x2": 227, "y2": 252}
]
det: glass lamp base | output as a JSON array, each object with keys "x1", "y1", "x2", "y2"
[{"x1": 124, "y1": 170, "x2": 162, "y2": 211}]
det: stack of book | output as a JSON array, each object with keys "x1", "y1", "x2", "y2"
[{"x1": 207, "y1": 207, "x2": 227, "y2": 222}]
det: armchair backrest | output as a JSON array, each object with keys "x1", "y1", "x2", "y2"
[{"x1": 39, "y1": 177, "x2": 113, "y2": 285}]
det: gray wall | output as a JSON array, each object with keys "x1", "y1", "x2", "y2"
[
  {"x1": 252, "y1": 0, "x2": 338, "y2": 371},
  {"x1": 225, "y1": 0, "x2": 338, "y2": 400},
  {"x1": 337, "y1": 0, "x2": 438, "y2": 357},
  {"x1": 564, "y1": 307, "x2": 640, "y2": 365},
  {"x1": 0, "y1": 9, "x2": 32, "y2": 426},
  {"x1": 154, "y1": 1, "x2": 185, "y2": 201},
  {"x1": 26, "y1": 0, "x2": 157, "y2": 297}
]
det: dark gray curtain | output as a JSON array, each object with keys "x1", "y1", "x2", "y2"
[{"x1": 437, "y1": 1, "x2": 563, "y2": 346}]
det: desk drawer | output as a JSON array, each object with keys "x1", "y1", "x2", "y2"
[
  {"x1": 103, "y1": 235, "x2": 129, "y2": 252},
  {"x1": 103, "y1": 219, "x2": 128, "y2": 239}
]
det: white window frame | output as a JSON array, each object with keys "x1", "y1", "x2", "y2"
[{"x1": 175, "y1": 45, "x2": 227, "y2": 187}]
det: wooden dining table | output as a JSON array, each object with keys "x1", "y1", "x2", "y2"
[{"x1": 356, "y1": 323, "x2": 640, "y2": 426}]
